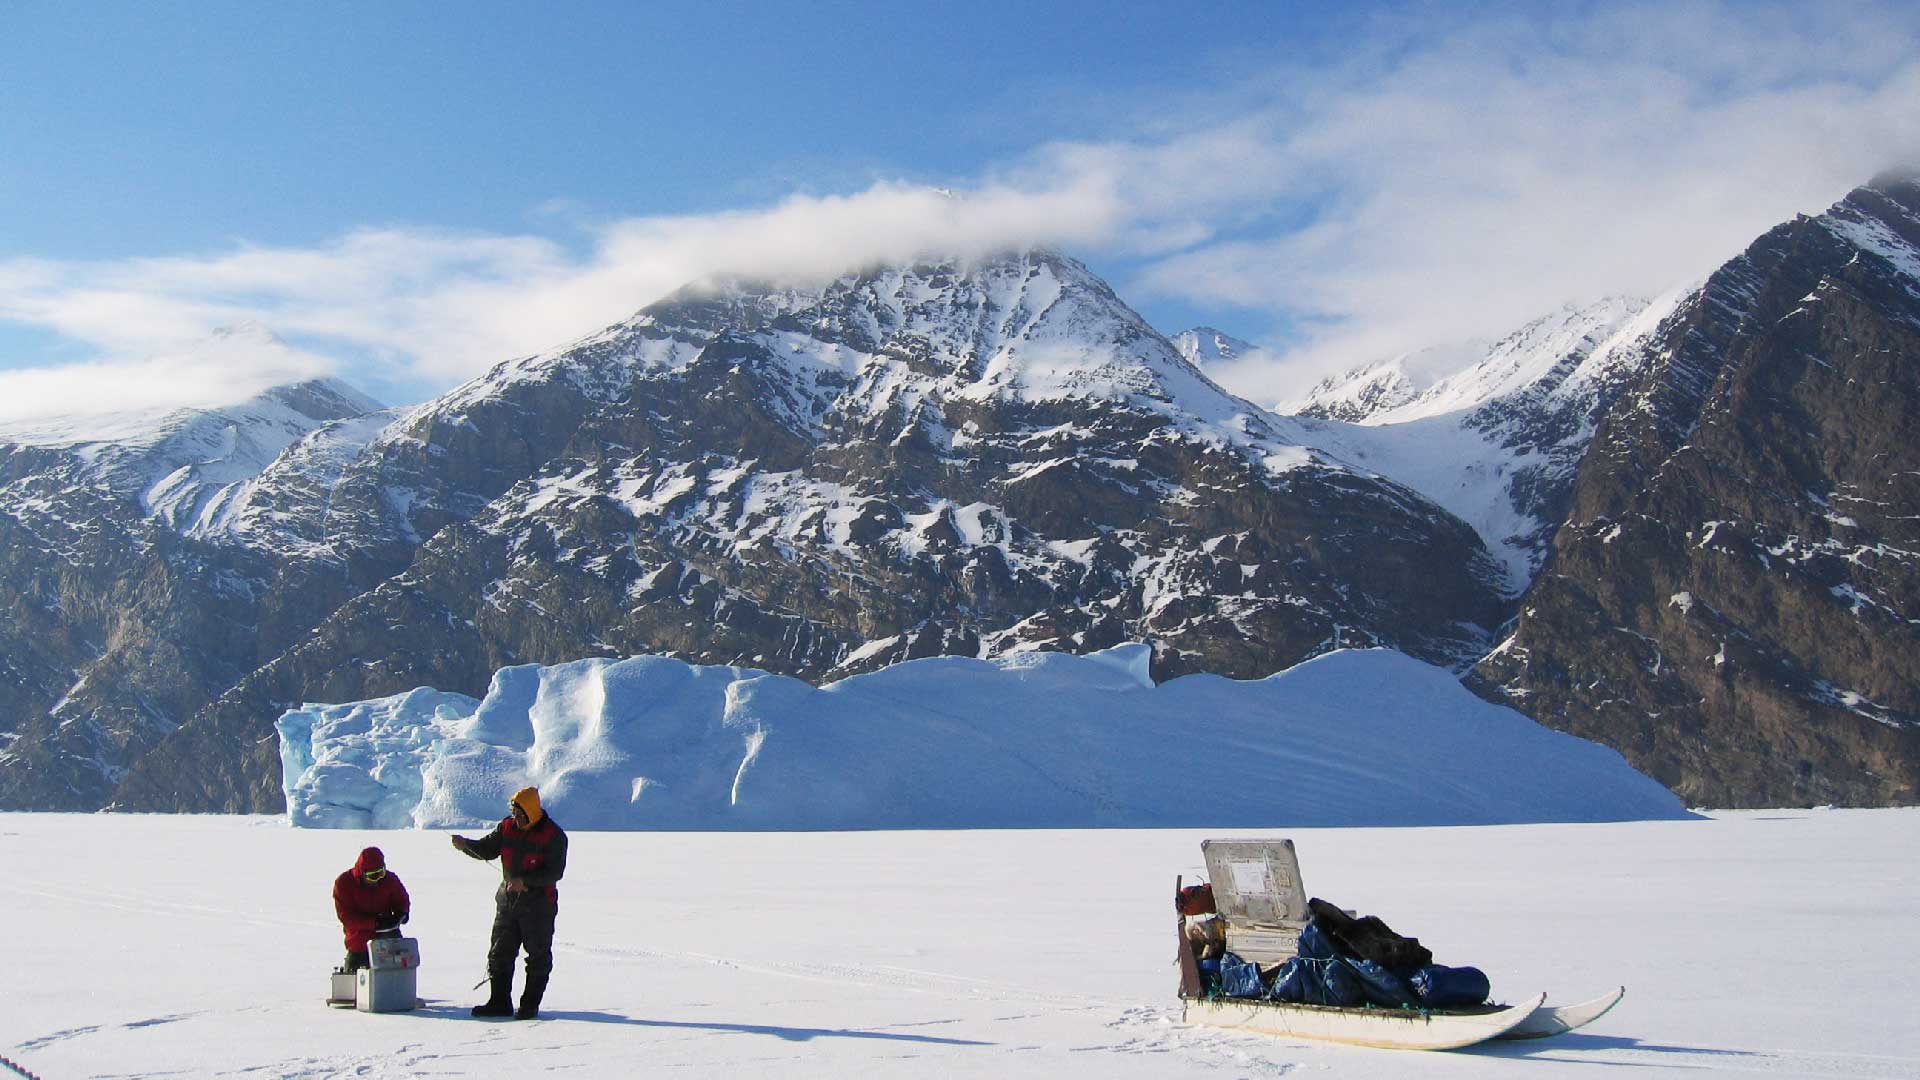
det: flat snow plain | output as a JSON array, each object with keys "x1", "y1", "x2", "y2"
[{"x1": 7, "y1": 810, "x2": 1917, "y2": 1078}]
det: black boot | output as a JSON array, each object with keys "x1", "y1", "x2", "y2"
[
  {"x1": 471, "y1": 978, "x2": 514, "y2": 1018},
  {"x1": 516, "y1": 972, "x2": 549, "y2": 1020}
]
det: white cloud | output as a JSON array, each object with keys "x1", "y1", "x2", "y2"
[
  {"x1": 1, "y1": 2, "x2": 1916, "y2": 417},
  {"x1": 0, "y1": 182, "x2": 1125, "y2": 418},
  {"x1": 1104, "y1": 3, "x2": 1920, "y2": 400},
  {"x1": 0, "y1": 327, "x2": 337, "y2": 426}
]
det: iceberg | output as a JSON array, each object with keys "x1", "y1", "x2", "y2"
[{"x1": 277, "y1": 644, "x2": 1690, "y2": 830}]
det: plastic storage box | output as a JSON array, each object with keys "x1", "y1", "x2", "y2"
[{"x1": 355, "y1": 936, "x2": 421, "y2": 1012}]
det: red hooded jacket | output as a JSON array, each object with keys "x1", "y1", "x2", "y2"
[{"x1": 333, "y1": 847, "x2": 410, "y2": 953}]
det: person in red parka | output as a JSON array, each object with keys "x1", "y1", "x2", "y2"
[{"x1": 333, "y1": 846, "x2": 410, "y2": 970}]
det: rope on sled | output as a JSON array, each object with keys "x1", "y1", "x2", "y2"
[{"x1": 0, "y1": 1050, "x2": 46, "y2": 1080}]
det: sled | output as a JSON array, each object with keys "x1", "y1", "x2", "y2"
[
  {"x1": 1176, "y1": 839, "x2": 1621, "y2": 1051},
  {"x1": 1185, "y1": 990, "x2": 1548, "y2": 1050}
]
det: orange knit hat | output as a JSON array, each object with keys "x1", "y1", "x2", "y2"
[{"x1": 511, "y1": 786, "x2": 544, "y2": 826}]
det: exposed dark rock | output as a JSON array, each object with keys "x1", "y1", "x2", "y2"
[{"x1": 1472, "y1": 178, "x2": 1920, "y2": 806}]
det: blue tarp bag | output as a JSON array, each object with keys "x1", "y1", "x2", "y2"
[
  {"x1": 1197, "y1": 957, "x2": 1221, "y2": 994},
  {"x1": 1268, "y1": 956, "x2": 1366, "y2": 1007},
  {"x1": 1346, "y1": 957, "x2": 1422, "y2": 1008},
  {"x1": 1410, "y1": 964, "x2": 1491, "y2": 1008},
  {"x1": 1295, "y1": 921, "x2": 1337, "y2": 961},
  {"x1": 1216, "y1": 952, "x2": 1267, "y2": 999}
]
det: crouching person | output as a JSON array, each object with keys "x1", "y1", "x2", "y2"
[
  {"x1": 334, "y1": 846, "x2": 410, "y2": 971},
  {"x1": 452, "y1": 786, "x2": 568, "y2": 1020}
]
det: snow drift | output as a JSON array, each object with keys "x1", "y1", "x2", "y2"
[{"x1": 276, "y1": 645, "x2": 1689, "y2": 830}]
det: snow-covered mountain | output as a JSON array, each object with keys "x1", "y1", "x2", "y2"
[
  {"x1": 0, "y1": 348, "x2": 389, "y2": 810},
  {"x1": 6, "y1": 177, "x2": 1920, "y2": 816},
  {"x1": 1171, "y1": 326, "x2": 1259, "y2": 370},
  {"x1": 112, "y1": 250, "x2": 1509, "y2": 814},
  {"x1": 278, "y1": 645, "x2": 1685, "y2": 830},
  {"x1": 0, "y1": 369, "x2": 384, "y2": 536}
]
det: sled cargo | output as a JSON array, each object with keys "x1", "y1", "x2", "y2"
[{"x1": 1176, "y1": 838, "x2": 1622, "y2": 1051}]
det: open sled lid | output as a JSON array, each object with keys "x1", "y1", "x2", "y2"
[{"x1": 1201, "y1": 838, "x2": 1308, "y2": 926}]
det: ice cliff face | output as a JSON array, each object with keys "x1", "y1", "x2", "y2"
[{"x1": 276, "y1": 645, "x2": 1686, "y2": 830}]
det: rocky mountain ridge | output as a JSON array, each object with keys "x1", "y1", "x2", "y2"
[
  {"x1": 0, "y1": 371, "x2": 388, "y2": 807},
  {"x1": 1472, "y1": 176, "x2": 1920, "y2": 805}
]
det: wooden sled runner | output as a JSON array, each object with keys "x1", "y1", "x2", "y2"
[
  {"x1": 1498, "y1": 986, "x2": 1626, "y2": 1040},
  {"x1": 1185, "y1": 990, "x2": 1549, "y2": 1050},
  {"x1": 1177, "y1": 839, "x2": 1622, "y2": 1051}
]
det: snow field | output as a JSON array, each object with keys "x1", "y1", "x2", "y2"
[{"x1": 6, "y1": 809, "x2": 1918, "y2": 1078}]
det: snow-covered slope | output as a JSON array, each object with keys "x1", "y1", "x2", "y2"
[
  {"x1": 1274, "y1": 340, "x2": 1488, "y2": 422},
  {"x1": 276, "y1": 644, "x2": 1685, "y2": 830},
  {"x1": 0, "y1": 333, "x2": 386, "y2": 538},
  {"x1": 1282, "y1": 297, "x2": 1685, "y2": 592}
]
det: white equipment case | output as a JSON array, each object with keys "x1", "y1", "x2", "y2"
[{"x1": 330, "y1": 936, "x2": 421, "y2": 1013}]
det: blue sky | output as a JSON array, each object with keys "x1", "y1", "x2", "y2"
[{"x1": 2, "y1": 1, "x2": 1917, "y2": 415}]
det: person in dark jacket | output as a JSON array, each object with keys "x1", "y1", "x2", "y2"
[
  {"x1": 452, "y1": 785, "x2": 568, "y2": 1020},
  {"x1": 333, "y1": 846, "x2": 410, "y2": 971}
]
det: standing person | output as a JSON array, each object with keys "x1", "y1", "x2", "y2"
[
  {"x1": 451, "y1": 786, "x2": 568, "y2": 1020},
  {"x1": 333, "y1": 846, "x2": 410, "y2": 971}
]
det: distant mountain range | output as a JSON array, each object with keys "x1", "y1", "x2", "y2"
[{"x1": 2, "y1": 175, "x2": 1916, "y2": 812}]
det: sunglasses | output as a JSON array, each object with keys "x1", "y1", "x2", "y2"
[{"x1": 363, "y1": 867, "x2": 388, "y2": 882}]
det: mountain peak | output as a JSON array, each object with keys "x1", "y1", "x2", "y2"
[
  {"x1": 1172, "y1": 326, "x2": 1258, "y2": 369},
  {"x1": 504, "y1": 248, "x2": 1250, "y2": 428}
]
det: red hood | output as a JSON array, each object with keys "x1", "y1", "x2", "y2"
[{"x1": 353, "y1": 846, "x2": 385, "y2": 876}]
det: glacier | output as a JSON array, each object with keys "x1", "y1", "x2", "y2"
[{"x1": 276, "y1": 644, "x2": 1688, "y2": 830}]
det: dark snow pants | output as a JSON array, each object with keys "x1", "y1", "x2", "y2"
[{"x1": 487, "y1": 890, "x2": 556, "y2": 985}]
